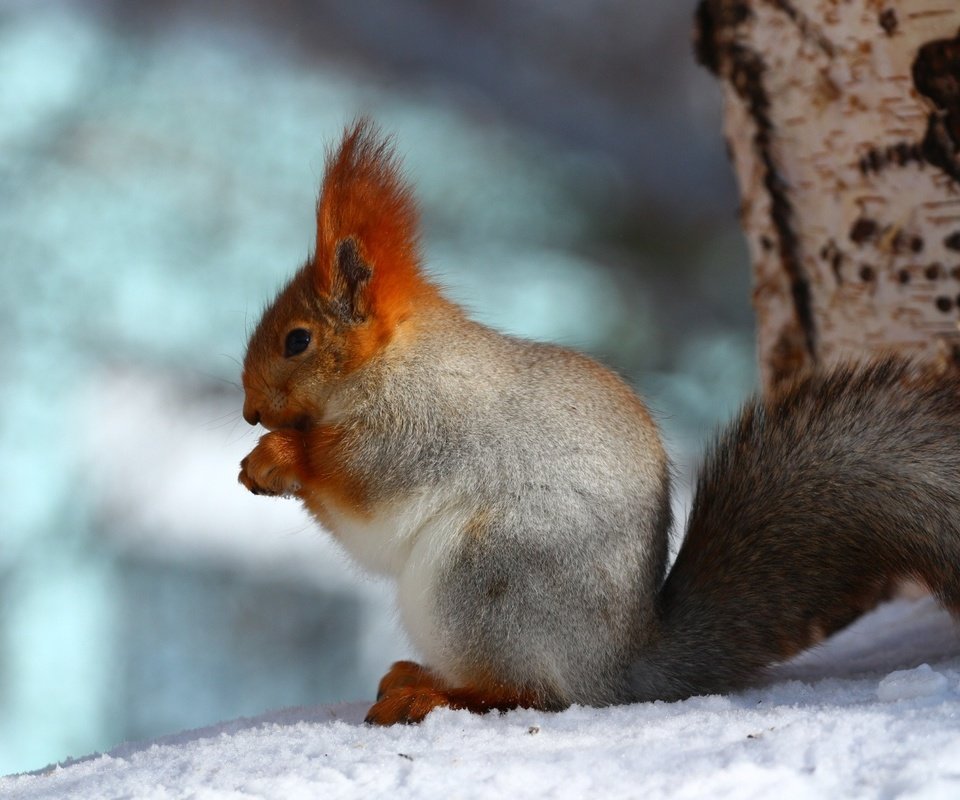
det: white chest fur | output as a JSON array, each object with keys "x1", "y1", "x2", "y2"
[{"x1": 316, "y1": 489, "x2": 471, "y2": 670}]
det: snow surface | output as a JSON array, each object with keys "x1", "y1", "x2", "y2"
[{"x1": 4, "y1": 598, "x2": 960, "y2": 799}]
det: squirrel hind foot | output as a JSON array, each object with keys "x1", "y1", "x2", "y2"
[
  {"x1": 365, "y1": 686, "x2": 453, "y2": 725},
  {"x1": 365, "y1": 670, "x2": 542, "y2": 725},
  {"x1": 375, "y1": 660, "x2": 443, "y2": 700}
]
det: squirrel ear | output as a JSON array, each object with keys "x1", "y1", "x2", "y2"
[
  {"x1": 312, "y1": 119, "x2": 425, "y2": 328},
  {"x1": 329, "y1": 237, "x2": 372, "y2": 321}
]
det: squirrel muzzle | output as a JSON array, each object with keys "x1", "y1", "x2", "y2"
[{"x1": 242, "y1": 403, "x2": 261, "y2": 427}]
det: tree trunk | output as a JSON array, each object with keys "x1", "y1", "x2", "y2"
[{"x1": 696, "y1": 0, "x2": 960, "y2": 393}]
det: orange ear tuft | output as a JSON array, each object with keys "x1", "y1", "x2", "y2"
[{"x1": 313, "y1": 119, "x2": 429, "y2": 330}]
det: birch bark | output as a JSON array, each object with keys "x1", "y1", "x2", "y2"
[{"x1": 696, "y1": 0, "x2": 960, "y2": 391}]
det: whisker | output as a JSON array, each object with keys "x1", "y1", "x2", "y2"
[
  {"x1": 226, "y1": 418, "x2": 258, "y2": 446},
  {"x1": 218, "y1": 352, "x2": 244, "y2": 373},
  {"x1": 204, "y1": 412, "x2": 250, "y2": 435}
]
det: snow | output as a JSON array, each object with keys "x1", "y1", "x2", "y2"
[
  {"x1": 4, "y1": 598, "x2": 960, "y2": 799},
  {"x1": 876, "y1": 664, "x2": 950, "y2": 703}
]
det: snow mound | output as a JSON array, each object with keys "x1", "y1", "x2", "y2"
[
  {"x1": 4, "y1": 598, "x2": 960, "y2": 799},
  {"x1": 876, "y1": 664, "x2": 950, "y2": 703}
]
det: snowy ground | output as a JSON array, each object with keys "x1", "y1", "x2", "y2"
[{"x1": 4, "y1": 598, "x2": 960, "y2": 799}]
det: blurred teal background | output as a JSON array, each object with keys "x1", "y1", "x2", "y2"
[{"x1": 0, "y1": 0, "x2": 756, "y2": 774}]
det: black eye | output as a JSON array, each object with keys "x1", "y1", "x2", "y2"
[{"x1": 284, "y1": 328, "x2": 311, "y2": 357}]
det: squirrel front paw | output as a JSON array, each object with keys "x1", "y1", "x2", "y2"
[{"x1": 238, "y1": 429, "x2": 307, "y2": 497}]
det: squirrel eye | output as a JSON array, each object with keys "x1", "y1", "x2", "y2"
[{"x1": 284, "y1": 328, "x2": 311, "y2": 358}]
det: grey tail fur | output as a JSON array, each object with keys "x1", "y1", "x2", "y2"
[{"x1": 629, "y1": 357, "x2": 960, "y2": 701}]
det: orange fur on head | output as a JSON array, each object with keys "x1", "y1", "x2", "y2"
[
  {"x1": 313, "y1": 119, "x2": 433, "y2": 351},
  {"x1": 241, "y1": 121, "x2": 437, "y2": 431}
]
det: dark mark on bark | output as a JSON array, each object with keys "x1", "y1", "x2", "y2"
[
  {"x1": 879, "y1": 9, "x2": 898, "y2": 37},
  {"x1": 850, "y1": 218, "x2": 878, "y2": 244},
  {"x1": 822, "y1": 240, "x2": 844, "y2": 283},
  {"x1": 893, "y1": 230, "x2": 910, "y2": 253},
  {"x1": 848, "y1": 217, "x2": 924, "y2": 256},
  {"x1": 858, "y1": 141, "x2": 925, "y2": 174},
  {"x1": 733, "y1": 44, "x2": 816, "y2": 356},
  {"x1": 696, "y1": 0, "x2": 816, "y2": 363},
  {"x1": 859, "y1": 28, "x2": 960, "y2": 180},
  {"x1": 913, "y1": 28, "x2": 960, "y2": 185},
  {"x1": 945, "y1": 231, "x2": 960, "y2": 252},
  {"x1": 694, "y1": 0, "x2": 751, "y2": 74},
  {"x1": 763, "y1": 0, "x2": 835, "y2": 57},
  {"x1": 891, "y1": 229, "x2": 922, "y2": 255}
]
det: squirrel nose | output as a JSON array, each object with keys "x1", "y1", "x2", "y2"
[{"x1": 243, "y1": 402, "x2": 261, "y2": 426}]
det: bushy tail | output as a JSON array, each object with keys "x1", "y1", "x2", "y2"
[{"x1": 630, "y1": 358, "x2": 960, "y2": 701}]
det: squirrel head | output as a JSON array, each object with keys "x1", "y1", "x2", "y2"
[{"x1": 241, "y1": 119, "x2": 434, "y2": 430}]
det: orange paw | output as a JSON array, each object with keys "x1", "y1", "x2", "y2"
[
  {"x1": 365, "y1": 673, "x2": 541, "y2": 725},
  {"x1": 238, "y1": 430, "x2": 307, "y2": 497},
  {"x1": 365, "y1": 686, "x2": 453, "y2": 725},
  {"x1": 376, "y1": 660, "x2": 443, "y2": 700}
]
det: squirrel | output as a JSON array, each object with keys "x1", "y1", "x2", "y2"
[{"x1": 238, "y1": 119, "x2": 960, "y2": 725}]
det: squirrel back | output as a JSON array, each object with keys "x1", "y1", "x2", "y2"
[{"x1": 239, "y1": 121, "x2": 960, "y2": 724}]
